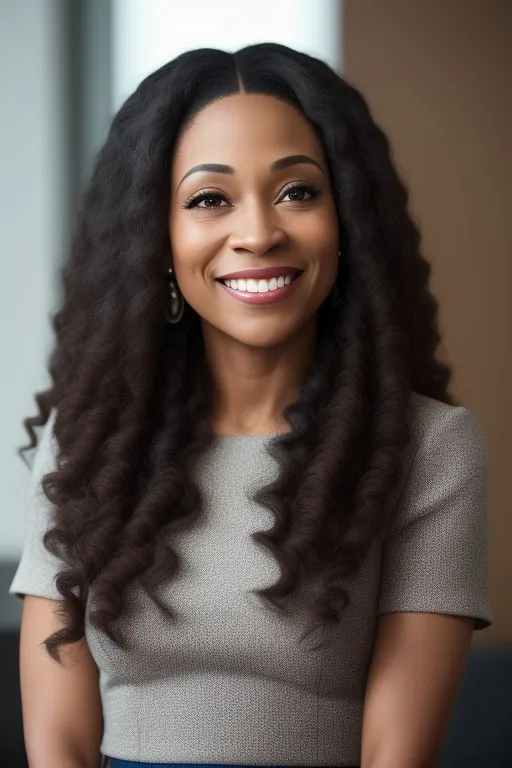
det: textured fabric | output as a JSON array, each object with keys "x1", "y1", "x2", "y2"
[
  {"x1": 106, "y1": 763, "x2": 360, "y2": 768},
  {"x1": 10, "y1": 392, "x2": 492, "y2": 766}
]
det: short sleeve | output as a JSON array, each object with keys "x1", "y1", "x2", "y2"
[
  {"x1": 377, "y1": 396, "x2": 492, "y2": 630},
  {"x1": 9, "y1": 408, "x2": 64, "y2": 600}
]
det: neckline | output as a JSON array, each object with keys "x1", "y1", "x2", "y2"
[{"x1": 213, "y1": 432, "x2": 277, "y2": 442}]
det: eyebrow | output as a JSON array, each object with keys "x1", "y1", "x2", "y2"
[
  {"x1": 177, "y1": 154, "x2": 324, "y2": 189},
  {"x1": 271, "y1": 154, "x2": 324, "y2": 174}
]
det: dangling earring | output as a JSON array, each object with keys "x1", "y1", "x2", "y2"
[
  {"x1": 164, "y1": 266, "x2": 184, "y2": 324},
  {"x1": 329, "y1": 250, "x2": 343, "y2": 307}
]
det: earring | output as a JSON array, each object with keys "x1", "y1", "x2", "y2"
[
  {"x1": 329, "y1": 251, "x2": 342, "y2": 307},
  {"x1": 164, "y1": 266, "x2": 184, "y2": 324}
]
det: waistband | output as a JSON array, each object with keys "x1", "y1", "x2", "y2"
[
  {"x1": 109, "y1": 763, "x2": 296, "y2": 768},
  {"x1": 108, "y1": 762, "x2": 360, "y2": 768}
]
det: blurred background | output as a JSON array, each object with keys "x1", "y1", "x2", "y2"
[{"x1": 1, "y1": 0, "x2": 511, "y2": 764}]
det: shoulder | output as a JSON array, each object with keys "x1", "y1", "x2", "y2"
[
  {"x1": 390, "y1": 392, "x2": 489, "y2": 531},
  {"x1": 31, "y1": 408, "x2": 59, "y2": 482},
  {"x1": 378, "y1": 393, "x2": 492, "y2": 630},
  {"x1": 407, "y1": 391, "x2": 487, "y2": 469}
]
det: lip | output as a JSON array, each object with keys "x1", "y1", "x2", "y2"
[
  {"x1": 216, "y1": 266, "x2": 302, "y2": 281},
  {"x1": 217, "y1": 272, "x2": 302, "y2": 306}
]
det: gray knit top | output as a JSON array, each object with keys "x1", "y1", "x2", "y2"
[{"x1": 10, "y1": 392, "x2": 492, "y2": 766}]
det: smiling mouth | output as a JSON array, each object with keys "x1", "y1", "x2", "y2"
[
  {"x1": 215, "y1": 267, "x2": 304, "y2": 305},
  {"x1": 215, "y1": 267, "x2": 303, "y2": 295},
  {"x1": 219, "y1": 273, "x2": 300, "y2": 294}
]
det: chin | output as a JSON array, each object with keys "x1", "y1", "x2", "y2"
[
  {"x1": 219, "y1": 313, "x2": 314, "y2": 350},
  {"x1": 199, "y1": 301, "x2": 320, "y2": 350},
  {"x1": 227, "y1": 329, "x2": 297, "y2": 350}
]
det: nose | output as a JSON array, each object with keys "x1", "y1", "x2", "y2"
[{"x1": 227, "y1": 200, "x2": 287, "y2": 256}]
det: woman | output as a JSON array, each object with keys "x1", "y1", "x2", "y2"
[{"x1": 11, "y1": 43, "x2": 492, "y2": 768}]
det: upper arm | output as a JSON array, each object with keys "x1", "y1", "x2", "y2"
[
  {"x1": 361, "y1": 612, "x2": 473, "y2": 768},
  {"x1": 361, "y1": 401, "x2": 492, "y2": 767},
  {"x1": 377, "y1": 401, "x2": 492, "y2": 630},
  {"x1": 20, "y1": 595, "x2": 103, "y2": 768}
]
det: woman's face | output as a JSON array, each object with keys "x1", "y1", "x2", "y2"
[{"x1": 169, "y1": 93, "x2": 339, "y2": 349}]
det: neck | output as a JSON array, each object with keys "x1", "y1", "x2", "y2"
[{"x1": 203, "y1": 318, "x2": 317, "y2": 436}]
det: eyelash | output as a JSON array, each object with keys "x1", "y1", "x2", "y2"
[{"x1": 183, "y1": 182, "x2": 321, "y2": 210}]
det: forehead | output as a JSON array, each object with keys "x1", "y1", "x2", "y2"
[{"x1": 172, "y1": 93, "x2": 326, "y2": 177}]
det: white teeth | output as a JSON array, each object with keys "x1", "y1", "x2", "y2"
[{"x1": 222, "y1": 274, "x2": 297, "y2": 293}]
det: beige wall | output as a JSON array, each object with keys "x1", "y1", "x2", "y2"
[{"x1": 344, "y1": 0, "x2": 511, "y2": 646}]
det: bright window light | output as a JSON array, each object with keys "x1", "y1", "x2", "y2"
[{"x1": 112, "y1": 0, "x2": 342, "y2": 109}]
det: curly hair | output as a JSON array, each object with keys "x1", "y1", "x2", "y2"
[{"x1": 19, "y1": 43, "x2": 455, "y2": 660}]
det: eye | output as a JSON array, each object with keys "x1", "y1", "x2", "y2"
[
  {"x1": 183, "y1": 190, "x2": 231, "y2": 209},
  {"x1": 278, "y1": 182, "x2": 320, "y2": 204}
]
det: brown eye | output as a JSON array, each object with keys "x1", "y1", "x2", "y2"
[
  {"x1": 279, "y1": 183, "x2": 319, "y2": 203},
  {"x1": 184, "y1": 190, "x2": 231, "y2": 209}
]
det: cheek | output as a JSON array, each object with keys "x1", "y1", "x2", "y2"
[
  {"x1": 302, "y1": 211, "x2": 340, "y2": 284},
  {"x1": 170, "y1": 215, "x2": 199, "y2": 257},
  {"x1": 169, "y1": 216, "x2": 212, "y2": 283},
  {"x1": 299, "y1": 196, "x2": 338, "y2": 243}
]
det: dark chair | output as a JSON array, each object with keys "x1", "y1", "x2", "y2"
[
  {"x1": 0, "y1": 631, "x2": 28, "y2": 768},
  {"x1": 437, "y1": 646, "x2": 512, "y2": 767}
]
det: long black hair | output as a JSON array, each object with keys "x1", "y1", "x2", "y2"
[{"x1": 19, "y1": 43, "x2": 454, "y2": 659}]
